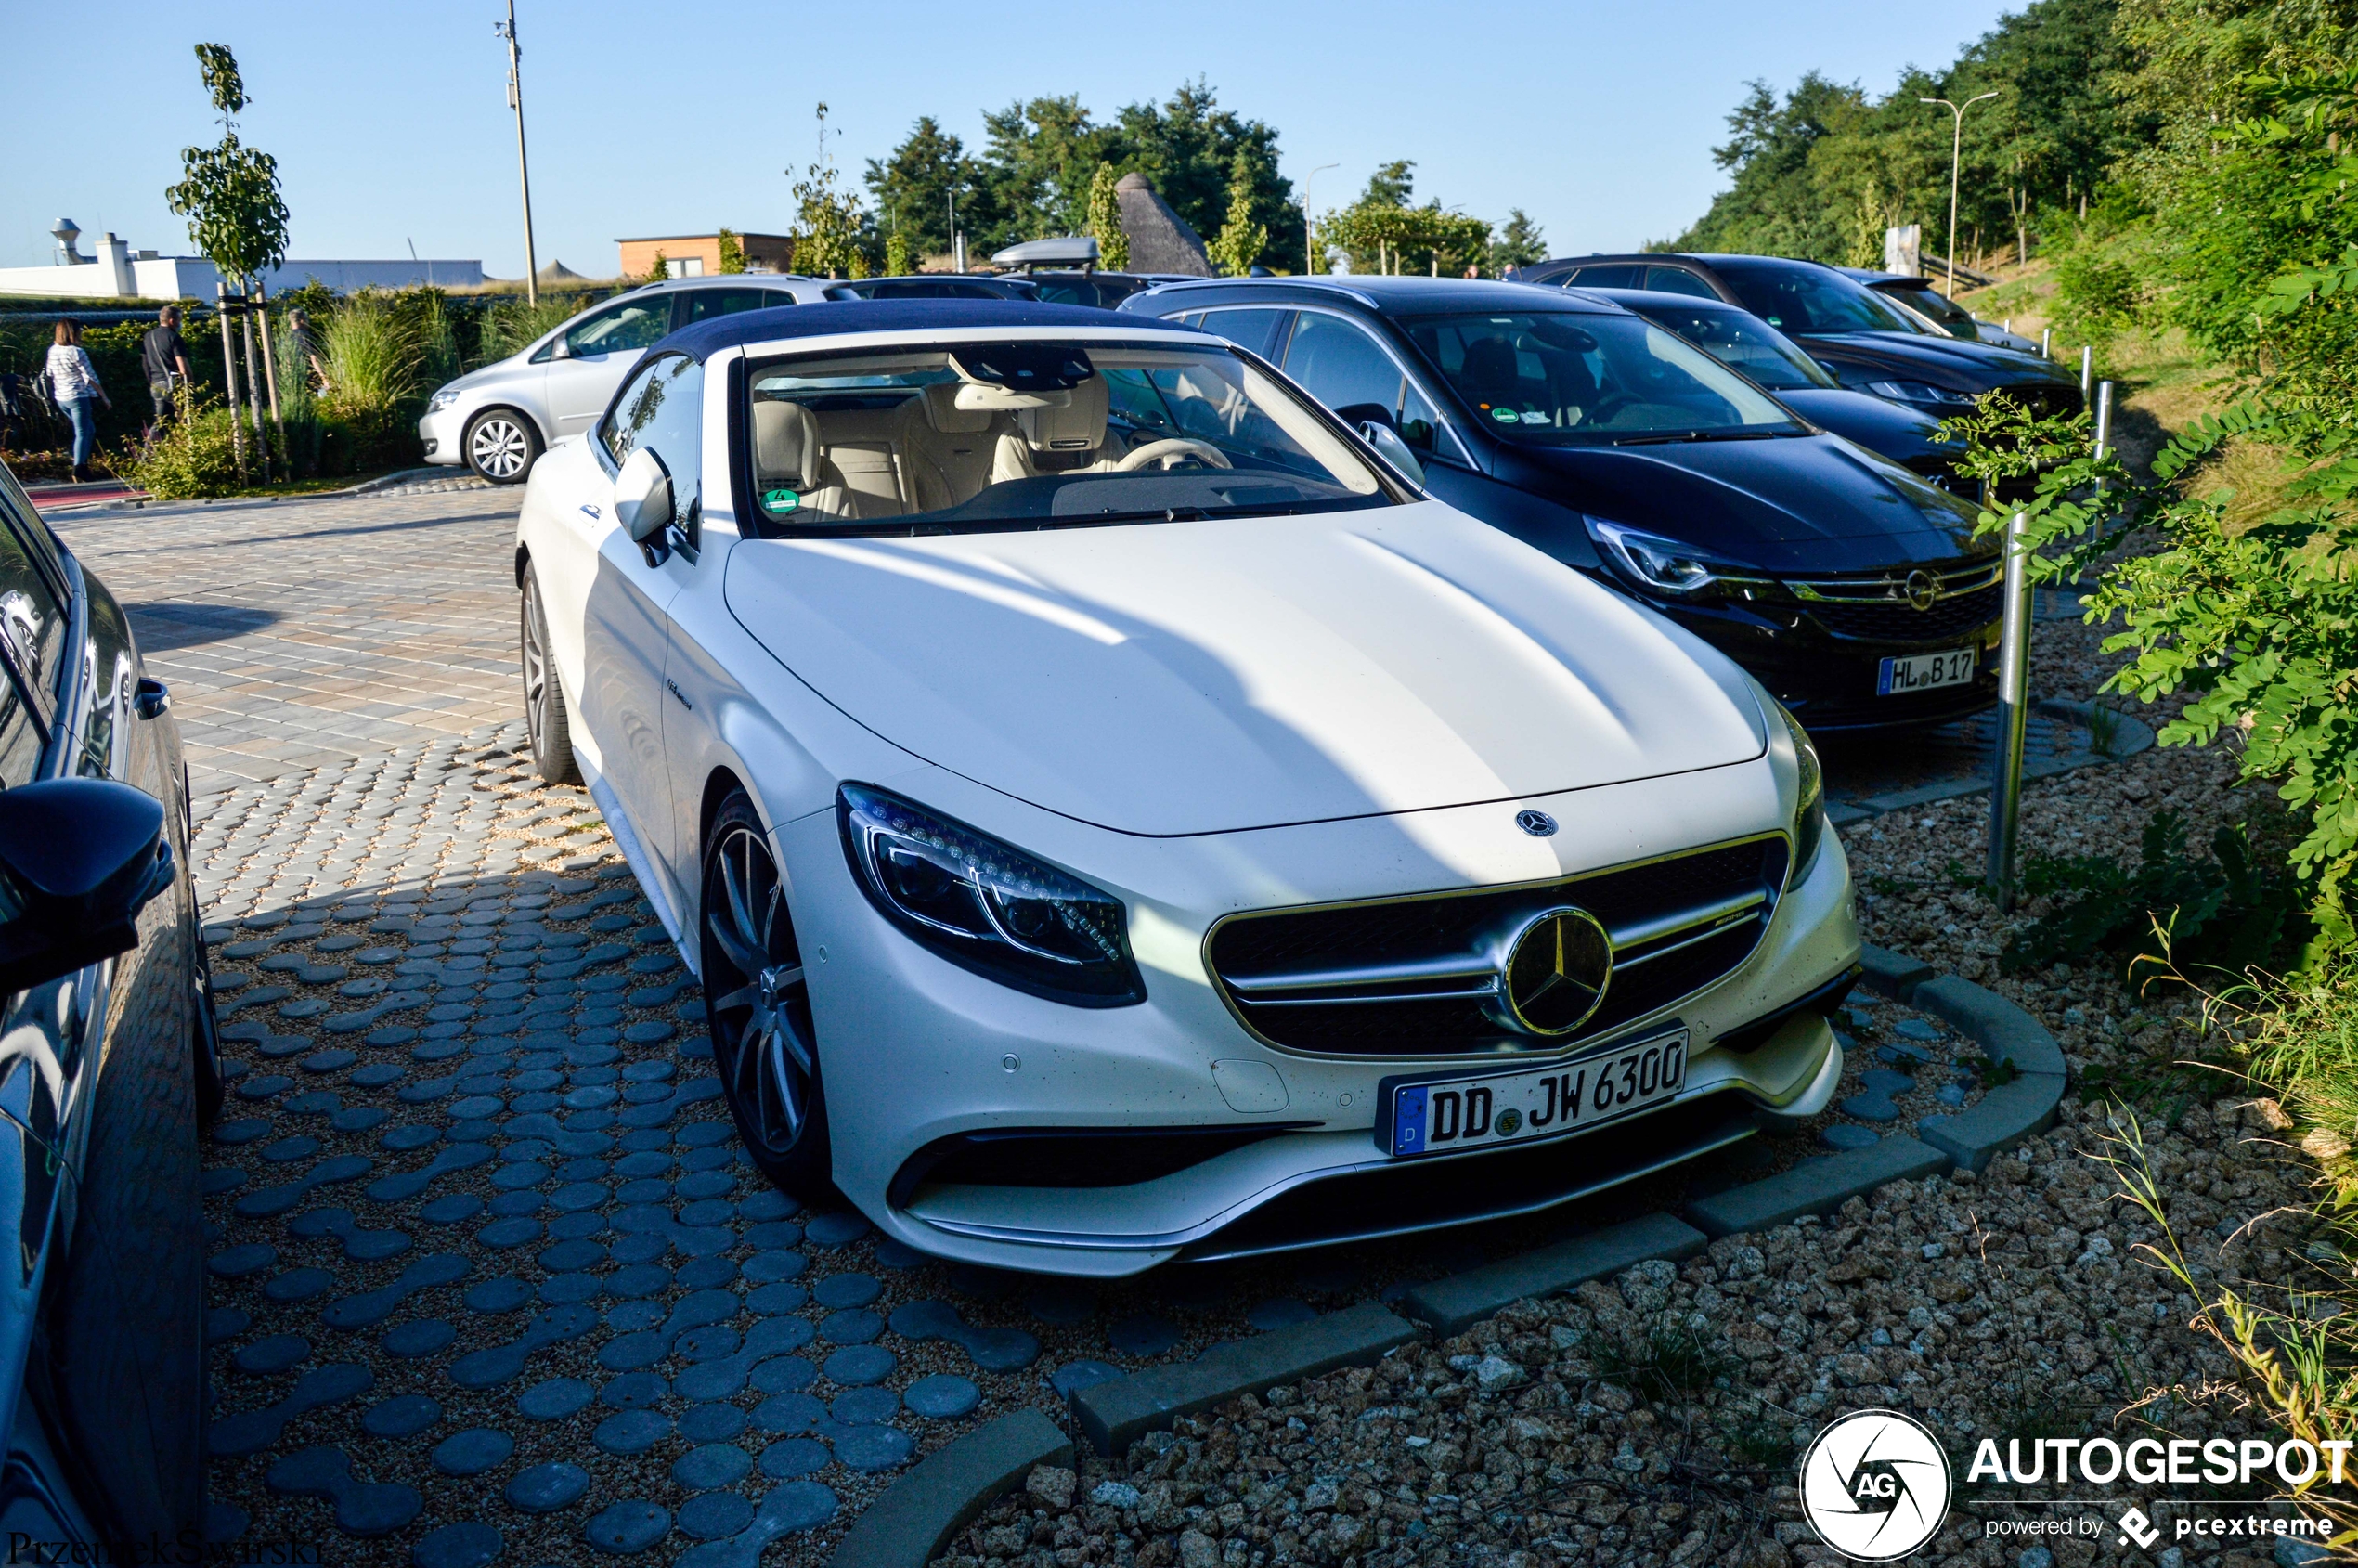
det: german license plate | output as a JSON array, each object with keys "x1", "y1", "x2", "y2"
[
  {"x1": 1877, "y1": 646, "x2": 1977, "y2": 695},
  {"x1": 1377, "y1": 1030, "x2": 1688, "y2": 1160}
]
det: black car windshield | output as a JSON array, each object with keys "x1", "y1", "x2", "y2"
[
  {"x1": 1879, "y1": 283, "x2": 1976, "y2": 339},
  {"x1": 1616, "y1": 303, "x2": 1837, "y2": 391},
  {"x1": 1398, "y1": 311, "x2": 1802, "y2": 443},
  {"x1": 744, "y1": 339, "x2": 1390, "y2": 533},
  {"x1": 1711, "y1": 261, "x2": 1924, "y2": 336}
]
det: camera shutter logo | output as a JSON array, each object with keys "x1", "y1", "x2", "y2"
[{"x1": 1798, "y1": 1408, "x2": 1952, "y2": 1561}]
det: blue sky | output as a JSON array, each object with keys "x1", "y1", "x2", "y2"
[{"x1": 4, "y1": 0, "x2": 2018, "y2": 277}]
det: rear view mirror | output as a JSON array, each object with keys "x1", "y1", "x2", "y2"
[
  {"x1": 613, "y1": 448, "x2": 674, "y2": 544},
  {"x1": 1357, "y1": 421, "x2": 1426, "y2": 487},
  {"x1": 0, "y1": 778, "x2": 175, "y2": 994}
]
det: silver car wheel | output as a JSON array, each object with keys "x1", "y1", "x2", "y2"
[{"x1": 469, "y1": 416, "x2": 532, "y2": 481}]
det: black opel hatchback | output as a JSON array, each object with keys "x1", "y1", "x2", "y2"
[{"x1": 1121, "y1": 275, "x2": 2002, "y2": 731}]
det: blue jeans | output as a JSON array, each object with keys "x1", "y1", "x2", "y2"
[{"x1": 61, "y1": 395, "x2": 95, "y2": 469}]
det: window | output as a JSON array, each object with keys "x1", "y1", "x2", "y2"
[
  {"x1": 680, "y1": 289, "x2": 774, "y2": 325},
  {"x1": 1626, "y1": 305, "x2": 1835, "y2": 391},
  {"x1": 601, "y1": 354, "x2": 704, "y2": 538},
  {"x1": 1710, "y1": 260, "x2": 1917, "y2": 335},
  {"x1": 1283, "y1": 313, "x2": 1407, "y2": 421},
  {"x1": 1644, "y1": 266, "x2": 1718, "y2": 300},
  {"x1": 1193, "y1": 307, "x2": 1291, "y2": 360},
  {"x1": 743, "y1": 339, "x2": 1389, "y2": 532},
  {"x1": 544, "y1": 296, "x2": 675, "y2": 361},
  {"x1": 1568, "y1": 265, "x2": 1645, "y2": 290},
  {"x1": 0, "y1": 499, "x2": 66, "y2": 722}
]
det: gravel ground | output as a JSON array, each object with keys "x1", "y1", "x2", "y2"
[{"x1": 932, "y1": 597, "x2": 2338, "y2": 1568}]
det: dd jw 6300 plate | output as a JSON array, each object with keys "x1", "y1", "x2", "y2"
[{"x1": 1375, "y1": 1028, "x2": 1689, "y2": 1160}]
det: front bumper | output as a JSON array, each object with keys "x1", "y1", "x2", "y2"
[
  {"x1": 786, "y1": 763, "x2": 1859, "y2": 1276},
  {"x1": 418, "y1": 405, "x2": 464, "y2": 466},
  {"x1": 1650, "y1": 599, "x2": 2002, "y2": 733}
]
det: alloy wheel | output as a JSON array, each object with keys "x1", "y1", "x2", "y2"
[
  {"x1": 470, "y1": 416, "x2": 531, "y2": 480},
  {"x1": 523, "y1": 578, "x2": 551, "y2": 756},
  {"x1": 702, "y1": 821, "x2": 817, "y2": 1160}
]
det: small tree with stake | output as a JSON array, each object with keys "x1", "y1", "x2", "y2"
[{"x1": 165, "y1": 44, "x2": 289, "y2": 479}]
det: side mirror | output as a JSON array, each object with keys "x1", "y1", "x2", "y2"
[
  {"x1": 613, "y1": 448, "x2": 674, "y2": 544},
  {"x1": 0, "y1": 778, "x2": 175, "y2": 994},
  {"x1": 1357, "y1": 421, "x2": 1426, "y2": 487}
]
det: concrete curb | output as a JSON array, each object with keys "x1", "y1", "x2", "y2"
[
  {"x1": 1069, "y1": 1302, "x2": 1419, "y2": 1456},
  {"x1": 849, "y1": 948, "x2": 2068, "y2": 1550},
  {"x1": 825, "y1": 1410, "x2": 1072, "y2": 1568}
]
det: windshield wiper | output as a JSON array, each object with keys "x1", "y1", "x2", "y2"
[{"x1": 1612, "y1": 428, "x2": 1790, "y2": 447}]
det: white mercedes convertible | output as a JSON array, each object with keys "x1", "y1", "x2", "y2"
[{"x1": 512, "y1": 299, "x2": 1859, "y2": 1276}]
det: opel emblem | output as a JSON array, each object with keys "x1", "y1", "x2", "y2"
[
  {"x1": 1487, "y1": 905, "x2": 1613, "y2": 1036},
  {"x1": 1516, "y1": 810, "x2": 1558, "y2": 837},
  {"x1": 1904, "y1": 569, "x2": 1937, "y2": 612}
]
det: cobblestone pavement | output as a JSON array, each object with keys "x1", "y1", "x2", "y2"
[{"x1": 48, "y1": 489, "x2": 520, "y2": 796}]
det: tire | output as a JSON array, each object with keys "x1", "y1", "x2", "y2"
[
  {"x1": 521, "y1": 566, "x2": 580, "y2": 785},
  {"x1": 701, "y1": 791, "x2": 833, "y2": 1200},
  {"x1": 465, "y1": 408, "x2": 542, "y2": 485}
]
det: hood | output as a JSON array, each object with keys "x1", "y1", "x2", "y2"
[
  {"x1": 1493, "y1": 431, "x2": 1982, "y2": 575},
  {"x1": 722, "y1": 504, "x2": 1768, "y2": 837},
  {"x1": 1793, "y1": 330, "x2": 2076, "y2": 390},
  {"x1": 1777, "y1": 388, "x2": 1961, "y2": 467}
]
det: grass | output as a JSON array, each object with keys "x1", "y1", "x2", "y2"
[{"x1": 1584, "y1": 1318, "x2": 1737, "y2": 1404}]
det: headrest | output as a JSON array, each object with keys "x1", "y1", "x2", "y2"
[
  {"x1": 923, "y1": 381, "x2": 998, "y2": 434},
  {"x1": 753, "y1": 398, "x2": 820, "y2": 486},
  {"x1": 1020, "y1": 373, "x2": 1108, "y2": 452},
  {"x1": 952, "y1": 382, "x2": 1060, "y2": 412}
]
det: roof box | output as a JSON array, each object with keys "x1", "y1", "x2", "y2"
[{"x1": 991, "y1": 236, "x2": 1099, "y2": 270}]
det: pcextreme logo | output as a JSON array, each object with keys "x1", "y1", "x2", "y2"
[{"x1": 1799, "y1": 1409, "x2": 1953, "y2": 1561}]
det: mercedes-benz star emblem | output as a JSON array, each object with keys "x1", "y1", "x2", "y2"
[
  {"x1": 1516, "y1": 810, "x2": 1558, "y2": 837},
  {"x1": 1905, "y1": 569, "x2": 1938, "y2": 612},
  {"x1": 1487, "y1": 906, "x2": 1613, "y2": 1036}
]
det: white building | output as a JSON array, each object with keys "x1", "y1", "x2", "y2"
[{"x1": 0, "y1": 221, "x2": 484, "y2": 301}]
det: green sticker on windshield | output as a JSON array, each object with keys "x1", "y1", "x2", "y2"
[
  {"x1": 1492, "y1": 408, "x2": 1520, "y2": 423},
  {"x1": 763, "y1": 488, "x2": 800, "y2": 512}
]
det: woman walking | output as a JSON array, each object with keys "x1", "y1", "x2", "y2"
[{"x1": 45, "y1": 321, "x2": 109, "y2": 481}]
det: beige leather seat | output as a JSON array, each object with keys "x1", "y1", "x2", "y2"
[
  {"x1": 990, "y1": 374, "x2": 1112, "y2": 483},
  {"x1": 893, "y1": 382, "x2": 1012, "y2": 512},
  {"x1": 751, "y1": 399, "x2": 851, "y2": 519}
]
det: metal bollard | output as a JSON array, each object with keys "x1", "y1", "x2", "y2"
[
  {"x1": 2079, "y1": 345, "x2": 2093, "y2": 397},
  {"x1": 2041, "y1": 327, "x2": 2052, "y2": 358},
  {"x1": 1987, "y1": 512, "x2": 2033, "y2": 909},
  {"x1": 2093, "y1": 381, "x2": 2113, "y2": 459}
]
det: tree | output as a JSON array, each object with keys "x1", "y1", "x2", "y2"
[
  {"x1": 1206, "y1": 150, "x2": 1269, "y2": 276},
  {"x1": 883, "y1": 231, "x2": 912, "y2": 278},
  {"x1": 791, "y1": 104, "x2": 872, "y2": 278},
  {"x1": 1086, "y1": 162, "x2": 1130, "y2": 271},
  {"x1": 647, "y1": 251, "x2": 669, "y2": 282},
  {"x1": 1488, "y1": 209, "x2": 1548, "y2": 272},
  {"x1": 864, "y1": 116, "x2": 975, "y2": 257},
  {"x1": 1359, "y1": 161, "x2": 1417, "y2": 208},
  {"x1": 164, "y1": 43, "x2": 290, "y2": 288},
  {"x1": 716, "y1": 228, "x2": 745, "y2": 274}
]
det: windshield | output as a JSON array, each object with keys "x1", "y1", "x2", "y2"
[
  {"x1": 1398, "y1": 311, "x2": 1802, "y2": 444},
  {"x1": 1617, "y1": 303, "x2": 1836, "y2": 392},
  {"x1": 1711, "y1": 261, "x2": 1924, "y2": 336},
  {"x1": 744, "y1": 339, "x2": 1389, "y2": 532},
  {"x1": 1882, "y1": 284, "x2": 1976, "y2": 339}
]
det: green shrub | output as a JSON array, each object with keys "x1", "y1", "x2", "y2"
[
  {"x1": 477, "y1": 295, "x2": 583, "y2": 365},
  {"x1": 127, "y1": 391, "x2": 243, "y2": 499},
  {"x1": 2051, "y1": 250, "x2": 2142, "y2": 349}
]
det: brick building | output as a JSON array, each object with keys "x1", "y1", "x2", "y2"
[{"x1": 615, "y1": 232, "x2": 795, "y2": 279}]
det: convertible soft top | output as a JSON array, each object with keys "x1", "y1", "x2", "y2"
[{"x1": 661, "y1": 297, "x2": 1184, "y2": 362}]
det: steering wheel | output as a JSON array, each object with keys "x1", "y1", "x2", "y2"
[
  {"x1": 1581, "y1": 394, "x2": 1635, "y2": 425},
  {"x1": 1114, "y1": 438, "x2": 1233, "y2": 473}
]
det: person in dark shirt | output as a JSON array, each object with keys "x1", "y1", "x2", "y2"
[{"x1": 140, "y1": 305, "x2": 192, "y2": 434}]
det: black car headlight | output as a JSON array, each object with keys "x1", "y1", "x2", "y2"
[
  {"x1": 1585, "y1": 517, "x2": 1727, "y2": 595},
  {"x1": 1774, "y1": 699, "x2": 1826, "y2": 885},
  {"x1": 1866, "y1": 379, "x2": 1976, "y2": 409},
  {"x1": 837, "y1": 783, "x2": 1145, "y2": 1006}
]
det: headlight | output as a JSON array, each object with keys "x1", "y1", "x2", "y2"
[
  {"x1": 837, "y1": 783, "x2": 1144, "y2": 1006},
  {"x1": 1865, "y1": 380, "x2": 1974, "y2": 408},
  {"x1": 427, "y1": 387, "x2": 460, "y2": 413},
  {"x1": 1584, "y1": 518, "x2": 1725, "y2": 595},
  {"x1": 1774, "y1": 699, "x2": 1826, "y2": 885}
]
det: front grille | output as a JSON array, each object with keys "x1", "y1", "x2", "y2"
[
  {"x1": 1805, "y1": 582, "x2": 2001, "y2": 641},
  {"x1": 1205, "y1": 836, "x2": 1787, "y2": 1057},
  {"x1": 2001, "y1": 382, "x2": 2084, "y2": 420}
]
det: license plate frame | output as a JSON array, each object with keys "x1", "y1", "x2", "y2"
[
  {"x1": 1374, "y1": 1028, "x2": 1689, "y2": 1160},
  {"x1": 1877, "y1": 646, "x2": 1979, "y2": 696}
]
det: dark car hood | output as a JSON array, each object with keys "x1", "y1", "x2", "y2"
[
  {"x1": 1777, "y1": 388, "x2": 1960, "y2": 466},
  {"x1": 1494, "y1": 431, "x2": 1983, "y2": 575},
  {"x1": 1791, "y1": 330, "x2": 2076, "y2": 389}
]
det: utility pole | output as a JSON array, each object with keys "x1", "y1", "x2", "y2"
[
  {"x1": 1302, "y1": 163, "x2": 1340, "y2": 276},
  {"x1": 497, "y1": 0, "x2": 540, "y2": 305},
  {"x1": 1920, "y1": 90, "x2": 2000, "y2": 298}
]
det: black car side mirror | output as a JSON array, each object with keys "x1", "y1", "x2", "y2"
[{"x1": 0, "y1": 779, "x2": 175, "y2": 994}]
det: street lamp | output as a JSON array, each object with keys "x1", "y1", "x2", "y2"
[
  {"x1": 1920, "y1": 90, "x2": 2000, "y2": 298},
  {"x1": 1302, "y1": 162, "x2": 1340, "y2": 276},
  {"x1": 496, "y1": 0, "x2": 540, "y2": 305}
]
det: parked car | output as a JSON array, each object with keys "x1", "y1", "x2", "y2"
[
  {"x1": 1838, "y1": 268, "x2": 2041, "y2": 355},
  {"x1": 990, "y1": 237, "x2": 1198, "y2": 309},
  {"x1": 1519, "y1": 253, "x2": 2082, "y2": 421},
  {"x1": 0, "y1": 459, "x2": 214, "y2": 1550},
  {"x1": 1581, "y1": 287, "x2": 1971, "y2": 493},
  {"x1": 822, "y1": 275, "x2": 1042, "y2": 302},
  {"x1": 511, "y1": 298, "x2": 1859, "y2": 1274},
  {"x1": 1124, "y1": 276, "x2": 2004, "y2": 732},
  {"x1": 420, "y1": 275, "x2": 837, "y2": 485}
]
